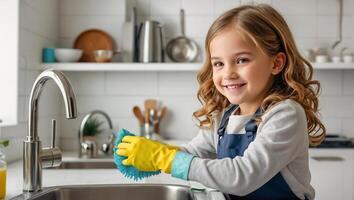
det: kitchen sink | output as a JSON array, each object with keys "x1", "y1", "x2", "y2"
[
  {"x1": 11, "y1": 184, "x2": 195, "y2": 200},
  {"x1": 49, "y1": 160, "x2": 116, "y2": 169}
]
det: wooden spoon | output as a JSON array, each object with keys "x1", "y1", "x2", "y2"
[
  {"x1": 132, "y1": 106, "x2": 144, "y2": 125},
  {"x1": 144, "y1": 99, "x2": 157, "y2": 111},
  {"x1": 155, "y1": 106, "x2": 167, "y2": 135},
  {"x1": 158, "y1": 106, "x2": 167, "y2": 121}
]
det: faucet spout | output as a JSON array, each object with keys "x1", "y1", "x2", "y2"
[
  {"x1": 24, "y1": 69, "x2": 77, "y2": 192},
  {"x1": 28, "y1": 70, "x2": 77, "y2": 141}
]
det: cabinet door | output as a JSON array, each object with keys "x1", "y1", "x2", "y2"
[
  {"x1": 0, "y1": 0, "x2": 19, "y2": 126},
  {"x1": 309, "y1": 149, "x2": 353, "y2": 200}
]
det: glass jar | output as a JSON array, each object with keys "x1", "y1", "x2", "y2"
[{"x1": 0, "y1": 153, "x2": 6, "y2": 200}]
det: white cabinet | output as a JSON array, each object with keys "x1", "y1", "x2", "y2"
[
  {"x1": 309, "y1": 149, "x2": 354, "y2": 200},
  {"x1": 0, "y1": 0, "x2": 19, "y2": 126}
]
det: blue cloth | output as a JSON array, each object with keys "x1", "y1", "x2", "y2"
[
  {"x1": 171, "y1": 151, "x2": 195, "y2": 180},
  {"x1": 216, "y1": 105, "x2": 300, "y2": 200}
]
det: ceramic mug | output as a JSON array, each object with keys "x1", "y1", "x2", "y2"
[
  {"x1": 42, "y1": 47, "x2": 56, "y2": 63},
  {"x1": 315, "y1": 55, "x2": 328, "y2": 63},
  {"x1": 343, "y1": 55, "x2": 353, "y2": 63}
]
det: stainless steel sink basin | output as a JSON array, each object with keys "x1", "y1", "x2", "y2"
[
  {"x1": 49, "y1": 160, "x2": 116, "y2": 169},
  {"x1": 11, "y1": 184, "x2": 195, "y2": 200}
]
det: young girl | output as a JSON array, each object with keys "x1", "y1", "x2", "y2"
[{"x1": 117, "y1": 4, "x2": 326, "y2": 200}]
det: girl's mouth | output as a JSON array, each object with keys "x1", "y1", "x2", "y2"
[{"x1": 224, "y1": 83, "x2": 247, "y2": 89}]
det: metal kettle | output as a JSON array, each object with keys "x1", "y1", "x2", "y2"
[{"x1": 138, "y1": 20, "x2": 165, "y2": 63}]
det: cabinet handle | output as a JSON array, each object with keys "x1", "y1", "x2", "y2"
[
  {"x1": 311, "y1": 156, "x2": 344, "y2": 162},
  {"x1": 0, "y1": 119, "x2": 2, "y2": 123}
]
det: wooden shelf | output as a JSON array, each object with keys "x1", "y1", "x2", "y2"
[{"x1": 43, "y1": 62, "x2": 354, "y2": 71}]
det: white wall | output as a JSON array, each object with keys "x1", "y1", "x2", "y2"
[
  {"x1": 0, "y1": 0, "x2": 60, "y2": 162},
  {"x1": 57, "y1": 0, "x2": 354, "y2": 151}
]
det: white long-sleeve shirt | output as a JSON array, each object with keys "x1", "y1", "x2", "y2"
[{"x1": 180, "y1": 99, "x2": 315, "y2": 200}]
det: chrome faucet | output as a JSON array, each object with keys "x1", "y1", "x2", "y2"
[
  {"x1": 78, "y1": 110, "x2": 114, "y2": 158},
  {"x1": 23, "y1": 70, "x2": 77, "y2": 192}
]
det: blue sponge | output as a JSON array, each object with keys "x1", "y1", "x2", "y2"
[{"x1": 113, "y1": 129, "x2": 161, "y2": 181}]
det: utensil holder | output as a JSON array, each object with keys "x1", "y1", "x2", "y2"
[{"x1": 140, "y1": 123, "x2": 156, "y2": 139}]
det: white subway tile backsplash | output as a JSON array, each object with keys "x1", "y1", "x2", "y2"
[
  {"x1": 24, "y1": 70, "x2": 41, "y2": 95},
  {"x1": 182, "y1": 0, "x2": 214, "y2": 15},
  {"x1": 241, "y1": 0, "x2": 255, "y2": 5},
  {"x1": 343, "y1": 70, "x2": 354, "y2": 95},
  {"x1": 253, "y1": 0, "x2": 272, "y2": 4},
  {"x1": 272, "y1": 0, "x2": 317, "y2": 15},
  {"x1": 284, "y1": 15, "x2": 317, "y2": 38},
  {"x1": 59, "y1": 15, "x2": 124, "y2": 40},
  {"x1": 18, "y1": 96, "x2": 26, "y2": 123},
  {"x1": 60, "y1": 0, "x2": 125, "y2": 16},
  {"x1": 317, "y1": 0, "x2": 338, "y2": 15},
  {"x1": 318, "y1": 15, "x2": 338, "y2": 38},
  {"x1": 76, "y1": 95, "x2": 148, "y2": 118},
  {"x1": 66, "y1": 72, "x2": 105, "y2": 95},
  {"x1": 313, "y1": 70, "x2": 342, "y2": 95},
  {"x1": 214, "y1": 0, "x2": 241, "y2": 16},
  {"x1": 18, "y1": 69, "x2": 26, "y2": 95},
  {"x1": 150, "y1": 0, "x2": 181, "y2": 15},
  {"x1": 20, "y1": 1, "x2": 58, "y2": 40},
  {"x1": 343, "y1": 0, "x2": 354, "y2": 16},
  {"x1": 158, "y1": 72, "x2": 198, "y2": 95},
  {"x1": 60, "y1": 114, "x2": 82, "y2": 137},
  {"x1": 136, "y1": 0, "x2": 151, "y2": 16},
  {"x1": 158, "y1": 95, "x2": 200, "y2": 139},
  {"x1": 319, "y1": 96, "x2": 354, "y2": 118},
  {"x1": 105, "y1": 72, "x2": 158, "y2": 95},
  {"x1": 320, "y1": 117, "x2": 342, "y2": 135},
  {"x1": 343, "y1": 16, "x2": 354, "y2": 38},
  {"x1": 341, "y1": 118, "x2": 354, "y2": 137},
  {"x1": 1, "y1": 122, "x2": 27, "y2": 139},
  {"x1": 185, "y1": 15, "x2": 215, "y2": 38}
]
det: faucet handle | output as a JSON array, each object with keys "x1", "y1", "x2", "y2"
[
  {"x1": 41, "y1": 118, "x2": 62, "y2": 169},
  {"x1": 51, "y1": 119, "x2": 56, "y2": 148}
]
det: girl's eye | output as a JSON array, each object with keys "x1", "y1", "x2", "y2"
[
  {"x1": 236, "y1": 58, "x2": 249, "y2": 64},
  {"x1": 212, "y1": 62, "x2": 224, "y2": 68}
]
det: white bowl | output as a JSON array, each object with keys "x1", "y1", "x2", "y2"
[{"x1": 55, "y1": 48, "x2": 83, "y2": 62}]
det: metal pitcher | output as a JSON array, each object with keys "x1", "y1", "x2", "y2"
[{"x1": 138, "y1": 20, "x2": 164, "y2": 62}]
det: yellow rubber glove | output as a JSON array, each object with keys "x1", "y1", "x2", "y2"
[{"x1": 117, "y1": 136, "x2": 178, "y2": 173}]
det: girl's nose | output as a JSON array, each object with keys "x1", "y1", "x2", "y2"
[{"x1": 224, "y1": 64, "x2": 238, "y2": 79}]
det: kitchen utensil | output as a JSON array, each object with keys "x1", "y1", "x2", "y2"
[
  {"x1": 158, "y1": 106, "x2": 167, "y2": 121},
  {"x1": 138, "y1": 20, "x2": 165, "y2": 62},
  {"x1": 132, "y1": 106, "x2": 144, "y2": 125},
  {"x1": 144, "y1": 99, "x2": 157, "y2": 111},
  {"x1": 94, "y1": 50, "x2": 113, "y2": 62},
  {"x1": 332, "y1": 0, "x2": 343, "y2": 49},
  {"x1": 54, "y1": 48, "x2": 83, "y2": 62},
  {"x1": 155, "y1": 106, "x2": 167, "y2": 135},
  {"x1": 132, "y1": 7, "x2": 139, "y2": 62},
  {"x1": 74, "y1": 29, "x2": 114, "y2": 62},
  {"x1": 166, "y1": 9, "x2": 198, "y2": 62}
]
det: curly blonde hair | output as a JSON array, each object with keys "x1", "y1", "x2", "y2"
[{"x1": 193, "y1": 4, "x2": 326, "y2": 146}]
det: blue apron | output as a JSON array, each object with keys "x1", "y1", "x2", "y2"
[{"x1": 216, "y1": 105, "x2": 300, "y2": 200}]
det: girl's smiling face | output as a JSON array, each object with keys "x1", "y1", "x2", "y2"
[{"x1": 210, "y1": 27, "x2": 284, "y2": 115}]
